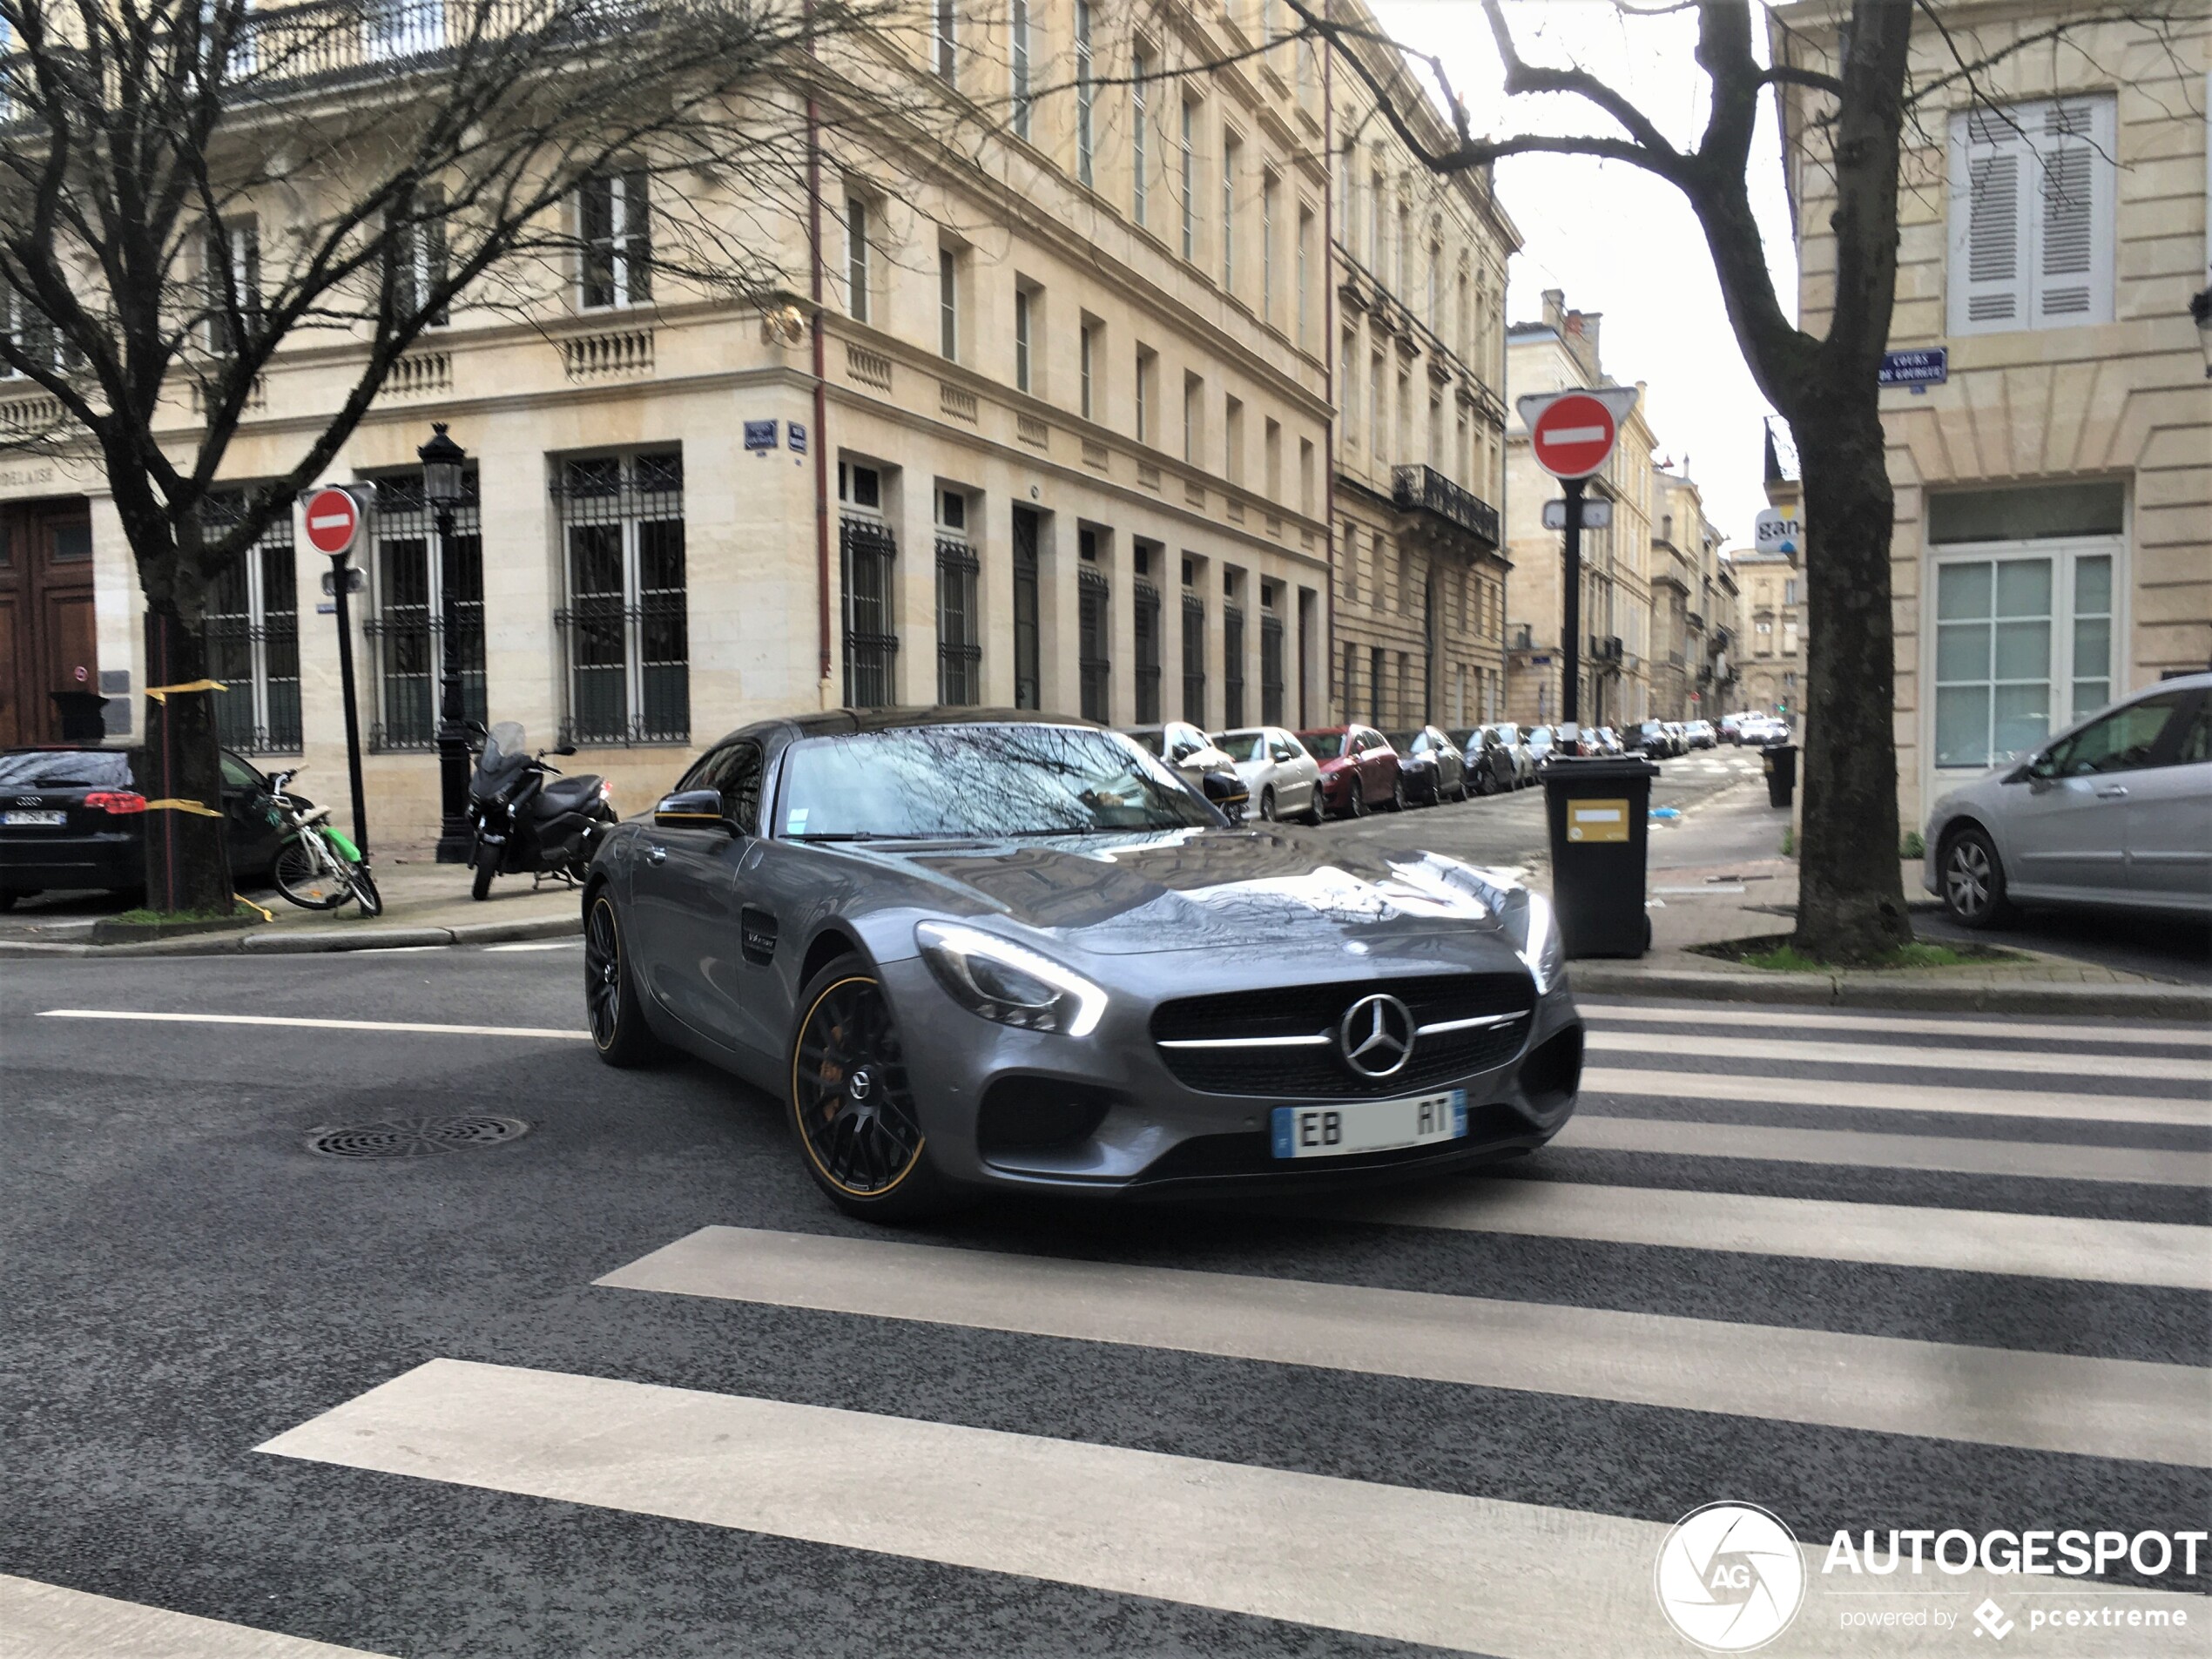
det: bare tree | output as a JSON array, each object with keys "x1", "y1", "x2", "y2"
[
  {"x1": 0, "y1": 0, "x2": 882, "y2": 912},
  {"x1": 1277, "y1": 0, "x2": 2197, "y2": 962}
]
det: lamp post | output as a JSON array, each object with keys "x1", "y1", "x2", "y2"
[
  {"x1": 419, "y1": 422, "x2": 473, "y2": 864},
  {"x1": 2191, "y1": 287, "x2": 2212, "y2": 380}
]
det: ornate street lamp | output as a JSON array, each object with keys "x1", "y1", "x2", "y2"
[
  {"x1": 2191, "y1": 287, "x2": 2212, "y2": 380},
  {"x1": 418, "y1": 422, "x2": 473, "y2": 863}
]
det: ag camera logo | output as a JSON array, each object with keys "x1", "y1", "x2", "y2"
[{"x1": 1655, "y1": 1502, "x2": 1806, "y2": 1651}]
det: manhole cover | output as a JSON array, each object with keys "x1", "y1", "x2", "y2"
[{"x1": 304, "y1": 1116, "x2": 533, "y2": 1159}]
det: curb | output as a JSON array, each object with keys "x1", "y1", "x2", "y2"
[
  {"x1": 0, "y1": 908, "x2": 581, "y2": 961},
  {"x1": 1569, "y1": 963, "x2": 2212, "y2": 1022}
]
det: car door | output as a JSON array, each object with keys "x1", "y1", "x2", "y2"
[
  {"x1": 218, "y1": 750, "x2": 281, "y2": 879},
  {"x1": 644, "y1": 741, "x2": 768, "y2": 1051},
  {"x1": 2004, "y1": 691, "x2": 2191, "y2": 900},
  {"x1": 1272, "y1": 729, "x2": 1318, "y2": 813},
  {"x1": 2123, "y1": 692, "x2": 2211, "y2": 908}
]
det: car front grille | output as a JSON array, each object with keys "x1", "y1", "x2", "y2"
[{"x1": 1150, "y1": 972, "x2": 1535, "y2": 1099}]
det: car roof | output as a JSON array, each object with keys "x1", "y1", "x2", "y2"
[{"x1": 701, "y1": 706, "x2": 1102, "y2": 753}]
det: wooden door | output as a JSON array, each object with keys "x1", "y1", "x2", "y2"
[{"x1": 0, "y1": 501, "x2": 98, "y2": 745}]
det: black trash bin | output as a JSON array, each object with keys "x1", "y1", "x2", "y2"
[
  {"x1": 1764, "y1": 743, "x2": 1797, "y2": 809},
  {"x1": 1541, "y1": 755, "x2": 1660, "y2": 959}
]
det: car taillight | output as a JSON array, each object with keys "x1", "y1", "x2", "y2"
[{"x1": 84, "y1": 791, "x2": 148, "y2": 815}]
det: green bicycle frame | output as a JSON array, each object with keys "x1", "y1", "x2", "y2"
[{"x1": 322, "y1": 826, "x2": 364, "y2": 863}]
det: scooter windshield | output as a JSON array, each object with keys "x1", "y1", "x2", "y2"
[{"x1": 473, "y1": 722, "x2": 530, "y2": 792}]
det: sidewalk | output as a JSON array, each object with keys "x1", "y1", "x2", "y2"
[
  {"x1": 0, "y1": 856, "x2": 584, "y2": 958},
  {"x1": 1539, "y1": 786, "x2": 2211, "y2": 1020}
]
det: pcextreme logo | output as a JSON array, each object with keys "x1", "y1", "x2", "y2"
[{"x1": 1655, "y1": 1502, "x2": 1807, "y2": 1652}]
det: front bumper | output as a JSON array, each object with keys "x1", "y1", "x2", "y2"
[{"x1": 880, "y1": 954, "x2": 1583, "y2": 1197}]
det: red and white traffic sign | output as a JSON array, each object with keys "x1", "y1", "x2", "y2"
[
  {"x1": 1516, "y1": 387, "x2": 1641, "y2": 481},
  {"x1": 302, "y1": 485, "x2": 363, "y2": 556}
]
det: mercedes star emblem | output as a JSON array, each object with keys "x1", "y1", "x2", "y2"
[{"x1": 1338, "y1": 993, "x2": 1415, "y2": 1078}]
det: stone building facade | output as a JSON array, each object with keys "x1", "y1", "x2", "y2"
[{"x1": 1771, "y1": 0, "x2": 2211, "y2": 824}]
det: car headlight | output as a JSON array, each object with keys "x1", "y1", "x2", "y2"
[
  {"x1": 914, "y1": 921, "x2": 1108, "y2": 1037},
  {"x1": 1512, "y1": 892, "x2": 1567, "y2": 995}
]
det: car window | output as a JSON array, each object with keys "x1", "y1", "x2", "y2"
[
  {"x1": 1303, "y1": 732, "x2": 1345, "y2": 759},
  {"x1": 2040, "y1": 692, "x2": 2190, "y2": 777},
  {"x1": 677, "y1": 744, "x2": 737, "y2": 794},
  {"x1": 718, "y1": 744, "x2": 764, "y2": 832},
  {"x1": 219, "y1": 752, "x2": 263, "y2": 792},
  {"x1": 0, "y1": 749, "x2": 132, "y2": 787},
  {"x1": 2175, "y1": 700, "x2": 2210, "y2": 766}
]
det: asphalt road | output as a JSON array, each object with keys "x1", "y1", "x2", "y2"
[{"x1": 3, "y1": 937, "x2": 2206, "y2": 1656}]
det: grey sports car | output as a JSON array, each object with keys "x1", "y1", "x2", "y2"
[{"x1": 583, "y1": 709, "x2": 1583, "y2": 1219}]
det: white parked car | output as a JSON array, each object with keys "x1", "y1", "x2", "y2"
[
  {"x1": 1211, "y1": 725, "x2": 1323, "y2": 824},
  {"x1": 1924, "y1": 672, "x2": 2211, "y2": 926}
]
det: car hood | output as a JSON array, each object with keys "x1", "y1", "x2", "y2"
[{"x1": 833, "y1": 828, "x2": 1520, "y2": 956}]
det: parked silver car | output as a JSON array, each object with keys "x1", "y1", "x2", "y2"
[
  {"x1": 1211, "y1": 725, "x2": 1324, "y2": 824},
  {"x1": 1924, "y1": 672, "x2": 2210, "y2": 926}
]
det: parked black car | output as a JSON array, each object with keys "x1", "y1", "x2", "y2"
[
  {"x1": 1388, "y1": 726, "x2": 1467, "y2": 805},
  {"x1": 1629, "y1": 719, "x2": 1676, "y2": 759},
  {"x1": 0, "y1": 744, "x2": 289, "y2": 907},
  {"x1": 1453, "y1": 725, "x2": 1519, "y2": 795}
]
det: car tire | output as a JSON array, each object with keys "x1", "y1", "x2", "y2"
[
  {"x1": 1939, "y1": 826, "x2": 2014, "y2": 929},
  {"x1": 0, "y1": 890, "x2": 16, "y2": 913},
  {"x1": 1349, "y1": 779, "x2": 1370, "y2": 819},
  {"x1": 787, "y1": 953, "x2": 954, "y2": 1221},
  {"x1": 1387, "y1": 774, "x2": 1406, "y2": 812},
  {"x1": 584, "y1": 891, "x2": 661, "y2": 1068},
  {"x1": 1258, "y1": 786, "x2": 1278, "y2": 822}
]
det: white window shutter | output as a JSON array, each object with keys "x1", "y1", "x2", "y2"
[
  {"x1": 2035, "y1": 97, "x2": 2115, "y2": 324},
  {"x1": 1949, "y1": 108, "x2": 2033, "y2": 334}
]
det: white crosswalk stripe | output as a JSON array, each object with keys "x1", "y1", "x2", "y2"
[
  {"x1": 0, "y1": 1575, "x2": 386, "y2": 1657},
  {"x1": 239, "y1": 1000, "x2": 2212, "y2": 1657}
]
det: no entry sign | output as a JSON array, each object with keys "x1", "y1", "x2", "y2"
[
  {"x1": 1517, "y1": 387, "x2": 1641, "y2": 482},
  {"x1": 303, "y1": 485, "x2": 364, "y2": 556}
]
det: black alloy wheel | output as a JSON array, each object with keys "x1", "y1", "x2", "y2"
[
  {"x1": 1939, "y1": 826, "x2": 2013, "y2": 929},
  {"x1": 788, "y1": 955, "x2": 948, "y2": 1217},
  {"x1": 584, "y1": 892, "x2": 658, "y2": 1066}
]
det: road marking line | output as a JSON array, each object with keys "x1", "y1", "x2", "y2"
[
  {"x1": 0, "y1": 1574, "x2": 388, "y2": 1657},
  {"x1": 258, "y1": 1359, "x2": 2203, "y2": 1658},
  {"x1": 37, "y1": 1009, "x2": 590, "y2": 1041},
  {"x1": 597, "y1": 1228, "x2": 2212, "y2": 1467},
  {"x1": 1580, "y1": 1001, "x2": 2212, "y2": 1049},
  {"x1": 1587, "y1": 1028, "x2": 2209, "y2": 1083},
  {"x1": 1584, "y1": 1065, "x2": 2209, "y2": 1129},
  {"x1": 1559, "y1": 1111, "x2": 2212, "y2": 1186},
  {"x1": 1318, "y1": 1180, "x2": 2211, "y2": 1288}
]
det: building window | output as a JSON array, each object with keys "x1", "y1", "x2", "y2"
[
  {"x1": 1368, "y1": 350, "x2": 1385, "y2": 457},
  {"x1": 1264, "y1": 417, "x2": 1281, "y2": 499},
  {"x1": 1223, "y1": 395, "x2": 1244, "y2": 486},
  {"x1": 840, "y1": 463, "x2": 898, "y2": 710},
  {"x1": 578, "y1": 170, "x2": 649, "y2": 310},
  {"x1": 843, "y1": 193, "x2": 872, "y2": 323},
  {"x1": 1012, "y1": 506, "x2": 1042, "y2": 710},
  {"x1": 1260, "y1": 594, "x2": 1285, "y2": 725},
  {"x1": 199, "y1": 491, "x2": 300, "y2": 754},
  {"x1": 1366, "y1": 165, "x2": 1381, "y2": 271},
  {"x1": 935, "y1": 490, "x2": 981, "y2": 705},
  {"x1": 1368, "y1": 644, "x2": 1384, "y2": 725},
  {"x1": 1221, "y1": 126, "x2": 1239, "y2": 289},
  {"x1": 1426, "y1": 238, "x2": 1440, "y2": 329},
  {"x1": 1134, "y1": 543, "x2": 1162, "y2": 723},
  {"x1": 1014, "y1": 282, "x2": 1035, "y2": 394},
  {"x1": 1298, "y1": 436, "x2": 1315, "y2": 515},
  {"x1": 1180, "y1": 98, "x2": 1197, "y2": 262},
  {"x1": 1182, "y1": 583, "x2": 1206, "y2": 723},
  {"x1": 1933, "y1": 550, "x2": 2114, "y2": 769},
  {"x1": 1948, "y1": 97, "x2": 2115, "y2": 334},
  {"x1": 554, "y1": 452, "x2": 689, "y2": 745},
  {"x1": 1222, "y1": 582, "x2": 1245, "y2": 727},
  {"x1": 1008, "y1": 0, "x2": 1030, "y2": 139},
  {"x1": 396, "y1": 187, "x2": 448, "y2": 327},
  {"x1": 1296, "y1": 205, "x2": 1313, "y2": 348},
  {"x1": 1130, "y1": 49, "x2": 1149, "y2": 226},
  {"x1": 1079, "y1": 319, "x2": 1098, "y2": 420},
  {"x1": 1260, "y1": 171, "x2": 1277, "y2": 320},
  {"x1": 1078, "y1": 536, "x2": 1109, "y2": 722},
  {"x1": 933, "y1": 0, "x2": 955, "y2": 84},
  {"x1": 1135, "y1": 345, "x2": 1155, "y2": 443},
  {"x1": 205, "y1": 216, "x2": 260, "y2": 353},
  {"x1": 1340, "y1": 332, "x2": 1359, "y2": 445},
  {"x1": 365, "y1": 469, "x2": 483, "y2": 751},
  {"x1": 1074, "y1": 0, "x2": 1095, "y2": 186},
  {"x1": 1183, "y1": 371, "x2": 1202, "y2": 466},
  {"x1": 939, "y1": 246, "x2": 960, "y2": 361}
]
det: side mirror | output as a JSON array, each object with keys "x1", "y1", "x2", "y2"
[
  {"x1": 555, "y1": 744, "x2": 579, "y2": 757},
  {"x1": 653, "y1": 788, "x2": 735, "y2": 832}
]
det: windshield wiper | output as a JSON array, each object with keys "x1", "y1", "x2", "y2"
[{"x1": 785, "y1": 830, "x2": 900, "y2": 842}]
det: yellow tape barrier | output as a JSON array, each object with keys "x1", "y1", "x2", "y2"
[
  {"x1": 144, "y1": 798, "x2": 222, "y2": 818},
  {"x1": 144, "y1": 679, "x2": 228, "y2": 703}
]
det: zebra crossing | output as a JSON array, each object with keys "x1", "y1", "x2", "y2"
[{"x1": 22, "y1": 997, "x2": 2212, "y2": 1656}]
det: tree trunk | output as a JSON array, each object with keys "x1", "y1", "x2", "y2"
[
  {"x1": 135, "y1": 602, "x2": 234, "y2": 916},
  {"x1": 1789, "y1": 393, "x2": 1912, "y2": 962}
]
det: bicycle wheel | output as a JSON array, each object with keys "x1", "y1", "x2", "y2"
[
  {"x1": 349, "y1": 862, "x2": 383, "y2": 918},
  {"x1": 272, "y1": 833, "x2": 348, "y2": 910}
]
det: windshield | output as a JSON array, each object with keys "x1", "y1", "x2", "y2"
[
  {"x1": 473, "y1": 721, "x2": 530, "y2": 787},
  {"x1": 1213, "y1": 729, "x2": 1269, "y2": 763},
  {"x1": 1488, "y1": 725, "x2": 1517, "y2": 744},
  {"x1": 1302, "y1": 731, "x2": 1347, "y2": 759},
  {"x1": 0, "y1": 749, "x2": 131, "y2": 787},
  {"x1": 1527, "y1": 728, "x2": 1553, "y2": 751},
  {"x1": 777, "y1": 724, "x2": 1220, "y2": 840}
]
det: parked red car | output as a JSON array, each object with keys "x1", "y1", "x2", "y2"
[{"x1": 1296, "y1": 724, "x2": 1405, "y2": 818}]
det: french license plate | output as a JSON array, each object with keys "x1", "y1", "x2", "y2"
[
  {"x1": 1271, "y1": 1089, "x2": 1467, "y2": 1160},
  {"x1": 3, "y1": 810, "x2": 64, "y2": 826}
]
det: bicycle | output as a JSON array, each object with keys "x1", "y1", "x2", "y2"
[{"x1": 264, "y1": 768, "x2": 383, "y2": 917}]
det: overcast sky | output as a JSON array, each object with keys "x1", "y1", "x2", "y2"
[{"x1": 1372, "y1": 0, "x2": 1799, "y2": 546}]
